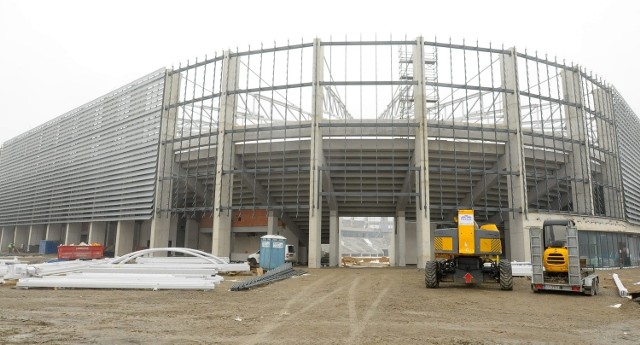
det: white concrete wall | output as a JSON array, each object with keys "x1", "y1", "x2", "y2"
[
  {"x1": 14, "y1": 226, "x2": 29, "y2": 251},
  {"x1": 0, "y1": 226, "x2": 15, "y2": 252},
  {"x1": 231, "y1": 233, "x2": 262, "y2": 261},
  {"x1": 198, "y1": 231, "x2": 212, "y2": 252},
  {"x1": 138, "y1": 220, "x2": 152, "y2": 248}
]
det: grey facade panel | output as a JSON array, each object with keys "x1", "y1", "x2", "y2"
[
  {"x1": 613, "y1": 88, "x2": 640, "y2": 225},
  {"x1": 0, "y1": 69, "x2": 166, "y2": 226}
]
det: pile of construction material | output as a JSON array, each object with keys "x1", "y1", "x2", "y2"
[
  {"x1": 341, "y1": 256, "x2": 390, "y2": 268},
  {"x1": 1, "y1": 248, "x2": 249, "y2": 291},
  {"x1": 231, "y1": 263, "x2": 305, "y2": 291},
  {"x1": 510, "y1": 261, "x2": 533, "y2": 277}
]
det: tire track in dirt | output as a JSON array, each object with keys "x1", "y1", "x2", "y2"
[
  {"x1": 347, "y1": 277, "x2": 361, "y2": 341},
  {"x1": 348, "y1": 281, "x2": 390, "y2": 345},
  {"x1": 242, "y1": 273, "x2": 350, "y2": 345}
]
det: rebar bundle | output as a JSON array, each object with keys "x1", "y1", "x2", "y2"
[{"x1": 230, "y1": 263, "x2": 305, "y2": 291}]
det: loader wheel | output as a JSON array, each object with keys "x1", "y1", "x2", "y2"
[
  {"x1": 499, "y1": 259, "x2": 513, "y2": 291},
  {"x1": 425, "y1": 260, "x2": 439, "y2": 288}
]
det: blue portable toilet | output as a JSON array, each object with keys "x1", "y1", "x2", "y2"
[
  {"x1": 260, "y1": 235, "x2": 286, "y2": 270},
  {"x1": 39, "y1": 240, "x2": 60, "y2": 254}
]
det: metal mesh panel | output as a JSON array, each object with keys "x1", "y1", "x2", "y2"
[{"x1": 0, "y1": 69, "x2": 166, "y2": 225}]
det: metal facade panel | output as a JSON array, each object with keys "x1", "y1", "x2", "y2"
[
  {"x1": 613, "y1": 89, "x2": 640, "y2": 225},
  {"x1": 0, "y1": 69, "x2": 166, "y2": 226}
]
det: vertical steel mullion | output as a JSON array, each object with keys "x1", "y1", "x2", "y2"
[
  {"x1": 435, "y1": 39, "x2": 444, "y2": 221},
  {"x1": 253, "y1": 45, "x2": 264, "y2": 213},
  {"x1": 476, "y1": 41, "x2": 488, "y2": 220},
  {"x1": 543, "y1": 55, "x2": 561, "y2": 213},
  {"x1": 374, "y1": 37, "x2": 379, "y2": 205},
  {"x1": 359, "y1": 38, "x2": 364, "y2": 205},
  {"x1": 171, "y1": 62, "x2": 188, "y2": 213},
  {"x1": 462, "y1": 40, "x2": 473, "y2": 210},
  {"x1": 281, "y1": 43, "x2": 290, "y2": 215},
  {"x1": 607, "y1": 87, "x2": 624, "y2": 219},
  {"x1": 523, "y1": 53, "x2": 537, "y2": 211},
  {"x1": 573, "y1": 64, "x2": 590, "y2": 214},
  {"x1": 296, "y1": 41, "x2": 305, "y2": 218},
  {"x1": 534, "y1": 52, "x2": 550, "y2": 211},
  {"x1": 194, "y1": 57, "x2": 207, "y2": 218},
  {"x1": 266, "y1": 43, "x2": 277, "y2": 211},
  {"x1": 206, "y1": 54, "x2": 219, "y2": 215},
  {"x1": 449, "y1": 38, "x2": 459, "y2": 209},
  {"x1": 343, "y1": 38, "x2": 348, "y2": 205},
  {"x1": 489, "y1": 43, "x2": 503, "y2": 222},
  {"x1": 583, "y1": 74, "x2": 599, "y2": 214},
  {"x1": 178, "y1": 62, "x2": 191, "y2": 214},
  {"x1": 553, "y1": 57, "x2": 570, "y2": 214},
  {"x1": 238, "y1": 49, "x2": 251, "y2": 212},
  {"x1": 185, "y1": 58, "x2": 199, "y2": 217}
]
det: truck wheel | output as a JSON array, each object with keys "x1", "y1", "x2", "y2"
[
  {"x1": 425, "y1": 260, "x2": 439, "y2": 288},
  {"x1": 249, "y1": 258, "x2": 258, "y2": 268},
  {"x1": 499, "y1": 259, "x2": 513, "y2": 291}
]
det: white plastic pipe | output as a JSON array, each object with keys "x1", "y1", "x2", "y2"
[{"x1": 612, "y1": 273, "x2": 628, "y2": 297}]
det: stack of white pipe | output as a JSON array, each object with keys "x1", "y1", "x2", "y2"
[
  {"x1": 612, "y1": 273, "x2": 628, "y2": 297},
  {"x1": 17, "y1": 273, "x2": 222, "y2": 290},
  {"x1": 13, "y1": 247, "x2": 245, "y2": 290}
]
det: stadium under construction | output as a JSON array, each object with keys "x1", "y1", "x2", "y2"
[{"x1": 1, "y1": 37, "x2": 640, "y2": 269}]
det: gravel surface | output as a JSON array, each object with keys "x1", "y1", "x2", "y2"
[{"x1": 1, "y1": 264, "x2": 639, "y2": 344}]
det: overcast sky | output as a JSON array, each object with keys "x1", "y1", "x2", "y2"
[{"x1": 1, "y1": 0, "x2": 638, "y2": 145}]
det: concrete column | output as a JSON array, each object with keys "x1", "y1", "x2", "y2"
[
  {"x1": 115, "y1": 220, "x2": 135, "y2": 256},
  {"x1": 593, "y1": 88, "x2": 623, "y2": 219},
  {"x1": 1, "y1": 226, "x2": 15, "y2": 252},
  {"x1": 88, "y1": 222, "x2": 107, "y2": 245},
  {"x1": 45, "y1": 224, "x2": 64, "y2": 242},
  {"x1": 389, "y1": 220, "x2": 396, "y2": 267},
  {"x1": 308, "y1": 38, "x2": 325, "y2": 268},
  {"x1": 211, "y1": 50, "x2": 239, "y2": 258},
  {"x1": 280, "y1": 225, "x2": 299, "y2": 249},
  {"x1": 267, "y1": 211, "x2": 278, "y2": 235},
  {"x1": 150, "y1": 217, "x2": 170, "y2": 256},
  {"x1": 65, "y1": 223, "x2": 82, "y2": 245},
  {"x1": 14, "y1": 226, "x2": 29, "y2": 252},
  {"x1": 413, "y1": 37, "x2": 431, "y2": 268},
  {"x1": 397, "y1": 212, "x2": 406, "y2": 267},
  {"x1": 562, "y1": 67, "x2": 594, "y2": 215},
  {"x1": 185, "y1": 218, "x2": 199, "y2": 249},
  {"x1": 28, "y1": 225, "x2": 46, "y2": 251},
  {"x1": 329, "y1": 210, "x2": 339, "y2": 267},
  {"x1": 501, "y1": 48, "x2": 528, "y2": 261},
  {"x1": 169, "y1": 216, "x2": 178, "y2": 247},
  {"x1": 150, "y1": 70, "x2": 180, "y2": 255}
]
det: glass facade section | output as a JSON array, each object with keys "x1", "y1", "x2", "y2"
[{"x1": 578, "y1": 230, "x2": 639, "y2": 268}]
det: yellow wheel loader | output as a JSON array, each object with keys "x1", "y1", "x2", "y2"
[{"x1": 425, "y1": 209, "x2": 513, "y2": 290}]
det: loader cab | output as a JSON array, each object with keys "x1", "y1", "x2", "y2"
[
  {"x1": 543, "y1": 220, "x2": 574, "y2": 248},
  {"x1": 541, "y1": 220, "x2": 574, "y2": 273}
]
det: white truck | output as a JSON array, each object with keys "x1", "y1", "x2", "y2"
[{"x1": 247, "y1": 244, "x2": 297, "y2": 267}]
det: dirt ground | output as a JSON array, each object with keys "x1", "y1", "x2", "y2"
[{"x1": 1, "y1": 260, "x2": 640, "y2": 345}]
